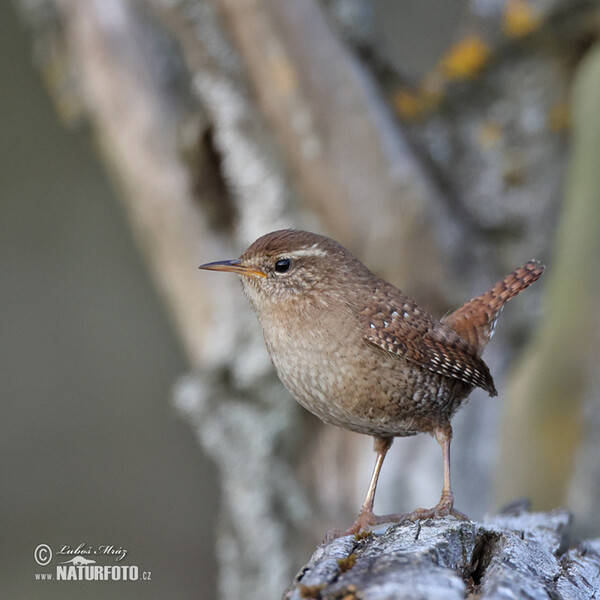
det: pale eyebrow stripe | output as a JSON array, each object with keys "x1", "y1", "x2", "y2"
[{"x1": 285, "y1": 248, "x2": 328, "y2": 259}]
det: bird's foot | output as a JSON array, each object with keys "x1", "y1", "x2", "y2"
[
  {"x1": 370, "y1": 494, "x2": 470, "y2": 526},
  {"x1": 325, "y1": 507, "x2": 421, "y2": 541},
  {"x1": 403, "y1": 493, "x2": 470, "y2": 522},
  {"x1": 402, "y1": 505, "x2": 470, "y2": 521},
  {"x1": 324, "y1": 496, "x2": 470, "y2": 541},
  {"x1": 324, "y1": 506, "x2": 385, "y2": 541}
]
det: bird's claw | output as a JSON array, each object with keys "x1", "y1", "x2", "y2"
[
  {"x1": 324, "y1": 507, "x2": 382, "y2": 541},
  {"x1": 403, "y1": 505, "x2": 470, "y2": 521},
  {"x1": 401, "y1": 492, "x2": 470, "y2": 522},
  {"x1": 325, "y1": 503, "x2": 470, "y2": 541}
]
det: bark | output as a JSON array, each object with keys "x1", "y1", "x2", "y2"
[{"x1": 285, "y1": 509, "x2": 600, "y2": 600}]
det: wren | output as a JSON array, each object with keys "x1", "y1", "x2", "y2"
[{"x1": 200, "y1": 229, "x2": 544, "y2": 537}]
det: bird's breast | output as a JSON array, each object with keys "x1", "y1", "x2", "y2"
[
  {"x1": 257, "y1": 298, "x2": 366, "y2": 422},
  {"x1": 254, "y1": 295, "x2": 471, "y2": 437}
]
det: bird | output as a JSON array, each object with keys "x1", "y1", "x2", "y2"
[{"x1": 199, "y1": 229, "x2": 544, "y2": 537}]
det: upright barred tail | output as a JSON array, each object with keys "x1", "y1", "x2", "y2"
[{"x1": 441, "y1": 260, "x2": 545, "y2": 355}]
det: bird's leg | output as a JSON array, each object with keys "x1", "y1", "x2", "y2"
[
  {"x1": 358, "y1": 436, "x2": 393, "y2": 519},
  {"x1": 404, "y1": 423, "x2": 469, "y2": 521},
  {"x1": 326, "y1": 426, "x2": 470, "y2": 541},
  {"x1": 326, "y1": 436, "x2": 393, "y2": 539},
  {"x1": 436, "y1": 423, "x2": 455, "y2": 512}
]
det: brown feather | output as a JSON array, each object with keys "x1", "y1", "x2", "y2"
[
  {"x1": 358, "y1": 280, "x2": 498, "y2": 396},
  {"x1": 441, "y1": 261, "x2": 545, "y2": 355}
]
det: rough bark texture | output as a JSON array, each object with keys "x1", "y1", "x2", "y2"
[{"x1": 285, "y1": 510, "x2": 600, "y2": 600}]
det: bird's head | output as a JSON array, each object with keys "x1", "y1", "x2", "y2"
[{"x1": 199, "y1": 229, "x2": 369, "y2": 312}]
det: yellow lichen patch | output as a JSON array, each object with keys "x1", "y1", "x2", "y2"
[
  {"x1": 478, "y1": 120, "x2": 503, "y2": 150},
  {"x1": 392, "y1": 87, "x2": 427, "y2": 121},
  {"x1": 392, "y1": 77, "x2": 443, "y2": 121},
  {"x1": 548, "y1": 100, "x2": 571, "y2": 132},
  {"x1": 353, "y1": 529, "x2": 374, "y2": 542},
  {"x1": 337, "y1": 553, "x2": 357, "y2": 573},
  {"x1": 503, "y1": 0, "x2": 542, "y2": 39},
  {"x1": 438, "y1": 36, "x2": 491, "y2": 80},
  {"x1": 298, "y1": 583, "x2": 325, "y2": 598}
]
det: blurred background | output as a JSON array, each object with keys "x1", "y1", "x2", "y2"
[
  {"x1": 3, "y1": 0, "x2": 600, "y2": 599},
  {"x1": 1, "y1": 2, "x2": 218, "y2": 598}
]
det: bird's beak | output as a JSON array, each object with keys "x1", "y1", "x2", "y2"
[{"x1": 199, "y1": 259, "x2": 267, "y2": 278}]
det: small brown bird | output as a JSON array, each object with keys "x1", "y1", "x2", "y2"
[{"x1": 200, "y1": 229, "x2": 544, "y2": 536}]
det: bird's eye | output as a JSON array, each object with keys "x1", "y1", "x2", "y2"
[{"x1": 274, "y1": 258, "x2": 291, "y2": 273}]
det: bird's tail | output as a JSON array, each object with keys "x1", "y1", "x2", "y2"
[{"x1": 441, "y1": 260, "x2": 545, "y2": 355}]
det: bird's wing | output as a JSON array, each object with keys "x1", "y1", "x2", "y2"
[{"x1": 357, "y1": 281, "x2": 497, "y2": 396}]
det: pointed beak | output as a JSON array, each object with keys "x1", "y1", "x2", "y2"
[{"x1": 199, "y1": 259, "x2": 267, "y2": 278}]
